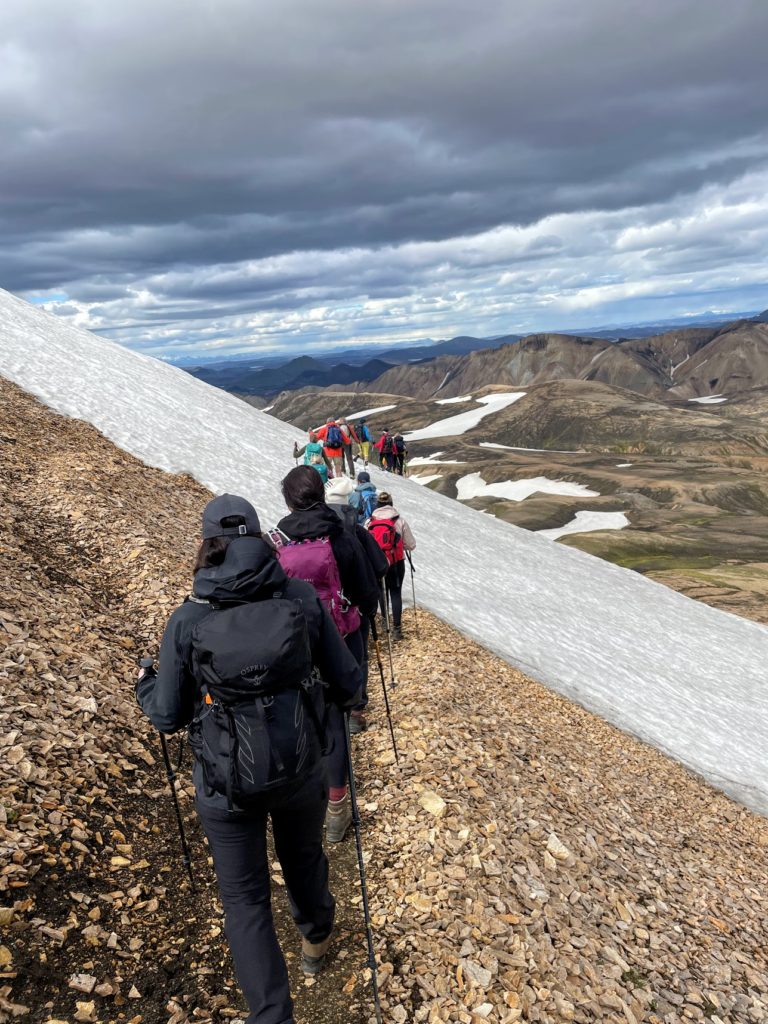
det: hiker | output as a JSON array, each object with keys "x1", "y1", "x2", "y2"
[
  {"x1": 135, "y1": 494, "x2": 363, "y2": 1024},
  {"x1": 273, "y1": 467, "x2": 379, "y2": 834},
  {"x1": 338, "y1": 417, "x2": 359, "y2": 477},
  {"x1": 392, "y1": 432, "x2": 407, "y2": 475},
  {"x1": 374, "y1": 428, "x2": 392, "y2": 471},
  {"x1": 349, "y1": 470, "x2": 378, "y2": 523},
  {"x1": 314, "y1": 419, "x2": 345, "y2": 478},
  {"x1": 357, "y1": 418, "x2": 372, "y2": 466},
  {"x1": 326, "y1": 476, "x2": 389, "y2": 733},
  {"x1": 369, "y1": 491, "x2": 416, "y2": 641},
  {"x1": 293, "y1": 429, "x2": 331, "y2": 483}
]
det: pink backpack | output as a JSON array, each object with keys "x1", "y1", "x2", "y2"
[{"x1": 273, "y1": 535, "x2": 361, "y2": 637}]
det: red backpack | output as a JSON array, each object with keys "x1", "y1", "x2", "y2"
[{"x1": 369, "y1": 516, "x2": 404, "y2": 566}]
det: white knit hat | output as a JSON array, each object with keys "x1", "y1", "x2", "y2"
[{"x1": 325, "y1": 476, "x2": 355, "y2": 499}]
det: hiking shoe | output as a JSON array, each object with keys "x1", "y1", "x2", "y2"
[
  {"x1": 349, "y1": 710, "x2": 367, "y2": 735},
  {"x1": 325, "y1": 794, "x2": 352, "y2": 843},
  {"x1": 392, "y1": 626, "x2": 403, "y2": 642},
  {"x1": 301, "y1": 932, "x2": 333, "y2": 976}
]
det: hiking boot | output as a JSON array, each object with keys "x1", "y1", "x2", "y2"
[
  {"x1": 349, "y1": 710, "x2": 367, "y2": 735},
  {"x1": 392, "y1": 626, "x2": 403, "y2": 642},
  {"x1": 325, "y1": 793, "x2": 352, "y2": 843},
  {"x1": 301, "y1": 932, "x2": 333, "y2": 976}
]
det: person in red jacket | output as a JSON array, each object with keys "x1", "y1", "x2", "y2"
[
  {"x1": 373, "y1": 428, "x2": 391, "y2": 471},
  {"x1": 314, "y1": 419, "x2": 344, "y2": 478}
]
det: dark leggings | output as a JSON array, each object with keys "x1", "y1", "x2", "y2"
[
  {"x1": 327, "y1": 627, "x2": 365, "y2": 790},
  {"x1": 380, "y1": 560, "x2": 406, "y2": 629},
  {"x1": 198, "y1": 765, "x2": 333, "y2": 1024}
]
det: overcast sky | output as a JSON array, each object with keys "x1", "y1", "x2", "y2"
[{"x1": 2, "y1": 0, "x2": 768, "y2": 359}]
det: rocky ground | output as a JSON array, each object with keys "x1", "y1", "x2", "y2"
[{"x1": 3, "y1": 376, "x2": 768, "y2": 1024}]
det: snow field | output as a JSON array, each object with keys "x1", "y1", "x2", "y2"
[
  {"x1": 455, "y1": 472, "x2": 599, "y2": 503},
  {"x1": 2, "y1": 288, "x2": 768, "y2": 815},
  {"x1": 346, "y1": 403, "x2": 398, "y2": 419},
  {"x1": 405, "y1": 392, "x2": 527, "y2": 441},
  {"x1": 434, "y1": 394, "x2": 473, "y2": 405},
  {"x1": 538, "y1": 511, "x2": 630, "y2": 540}
]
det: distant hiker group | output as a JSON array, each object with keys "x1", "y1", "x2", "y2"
[
  {"x1": 136, "y1": 464, "x2": 417, "y2": 1024},
  {"x1": 294, "y1": 416, "x2": 409, "y2": 479}
]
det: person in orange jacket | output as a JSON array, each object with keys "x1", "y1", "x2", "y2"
[{"x1": 314, "y1": 419, "x2": 345, "y2": 478}]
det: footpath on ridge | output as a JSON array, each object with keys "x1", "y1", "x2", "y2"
[{"x1": 2, "y1": 376, "x2": 768, "y2": 1024}]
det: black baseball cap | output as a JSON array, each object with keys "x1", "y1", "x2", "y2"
[{"x1": 202, "y1": 494, "x2": 261, "y2": 539}]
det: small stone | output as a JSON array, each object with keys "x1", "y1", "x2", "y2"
[
  {"x1": 0, "y1": 944, "x2": 13, "y2": 966},
  {"x1": 128, "y1": 985, "x2": 141, "y2": 999},
  {"x1": 546, "y1": 832, "x2": 572, "y2": 861},
  {"x1": 418, "y1": 790, "x2": 446, "y2": 817},
  {"x1": 68, "y1": 974, "x2": 97, "y2": 995},
  {"x1": 460, "y1": 959, "x2": 493, "y2": 989}
]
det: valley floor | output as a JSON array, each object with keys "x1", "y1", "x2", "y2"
[{"x1": 2, "y1": 378, "x2": 768, "y2": 1024}]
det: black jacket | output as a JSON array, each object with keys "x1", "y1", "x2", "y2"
[
  {"x1": 276, "y1": 504, "x2": 380, "y2": 617},
  {"x1": 137, "y1": 537, "x2": 362, "y2": 735}
]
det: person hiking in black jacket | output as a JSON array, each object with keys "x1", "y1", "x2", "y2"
[
  {"x1": 273, "y1": 467, "x2": 379, "y2": 839},
  {"x1": 325, "y1": 476, "x2": 389, "y2": 733},
  {"x1": 136, "y1": 494, "x2": 362, "y2": 1024}
]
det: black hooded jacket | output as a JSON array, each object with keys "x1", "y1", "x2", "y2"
[
  {"x1": 137, "y1": 536, "x2": 362, "y2": 735},
  {"x1": 275, "y1": 504, "x2": 380, "y2": 617}
]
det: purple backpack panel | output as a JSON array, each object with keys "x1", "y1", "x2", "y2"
[{"x1": 276, "y1": 537, "x2": 361, "y2": 637}]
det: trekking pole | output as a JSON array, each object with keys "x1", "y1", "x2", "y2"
[
  {"x1": 379, "y1": 586, "x2": 396, "y2": 689},
  {"x1": 405, "y1": 550, "x2": 419, "y2": 637},
  {"x1": 368, "y1": 617, "x2": 399, "y2": 763},
  {"x1": 343, "y1": 712, "x2": 383, "y2": 1024},
  {"x1": 139, "y1": 658, "x2": 196, "y2": 891}
]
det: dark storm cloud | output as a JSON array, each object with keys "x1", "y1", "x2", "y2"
[{"x1": 1, "y1": 0, "x2": 768, "y2": 353}]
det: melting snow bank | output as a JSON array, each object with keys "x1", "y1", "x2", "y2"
[
  {"x1": 411, "y1": 473, "x2": 443, "y2": 486},
  {"x1": 408, "y1": 453, "x2": 466, "y2": 466},
  {"x1": 405, "y1": 392, "x2": 527, "y2": 441},
  {"x1": 538, "y1": 511, "x2": 630, "y2": 540},
  {"x1": 2, "y1": 288, "x2": 768, "y2": 815},
  {"x1": 346, "y1": 403, "x2": 398, "y2": 419},
  {"x1": 434, "y1": 394, "x2": 473, "y2": 405},
  {"x1": 480, "y1": 441, "x2": 583, "y2": 454},
  {"x1": 689, "y1": 395, "x2": 727, "y2": 405},
  {"x1": 456, "y1": 472, "x2": 599, "y2": 502}
]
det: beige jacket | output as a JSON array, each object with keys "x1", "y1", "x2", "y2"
[{"x1": 369, "y1": 504, "x2": 416, "y2": 551}]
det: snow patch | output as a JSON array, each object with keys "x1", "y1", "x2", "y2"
[
  {"x1": 261, "y1": 404, "x2": 275, "y2": 413},
  {"x1": 2, "y1": 288, "x2": 768, "y2": 816},
  {"x1": 435, "y1": 394, "x2": 473, "y2": 405},
  {"x1": 688, "y1": 395, "x2": 727, "y2": 405},
  {"x1": 456, "y1": 473, "x2": 599, "y2": 503},
  {"x1": 671, "y1": 353, "x2": 690, "y2": 378},
  {"x1": 539, "y1": 511, "x2": 630, "y2": 541},
  {"x1": 411, "y1": 473, "x2": 443, "y2": 486},
  {"x1": 346, "y1": 403, "x2": 398, "y2": 419},
  {"x1": 479, "y1": 441, "x2": 582, "y2": 454},
  {"x1": 409, "y1": 453, "x2": 466, "y2": 466},
  {"x1": 405, "y1": 393, "x2": 527, "y2": 441}
]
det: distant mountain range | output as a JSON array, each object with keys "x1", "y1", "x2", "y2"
[{"x1": 186, "y1": 310, "x2": 767, "y2": 399}]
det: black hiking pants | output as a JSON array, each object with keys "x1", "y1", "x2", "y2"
[
  {"x1": 327, "y1": 627, "x2": 365, "y2": 789},
  {"x1": 343, "y1": 444, "x2": 355, "y2": 476},
  {"x1": 198, "y1": 764, "x2": 334, "y2": 1024},
  {"x1": 380, "y1": 560, "x2": 406, "y2": 629}
]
